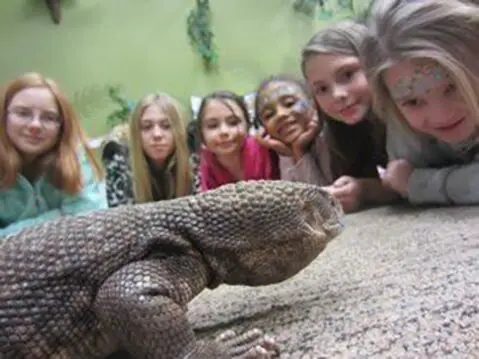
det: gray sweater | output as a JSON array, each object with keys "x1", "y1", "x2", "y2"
[{"x1": 386, "y1": 117, "x2": 479, "y2": 205}]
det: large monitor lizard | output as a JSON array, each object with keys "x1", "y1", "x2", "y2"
[{"x1": 0, "y1": 180, "x2": 344, "y2": 359}]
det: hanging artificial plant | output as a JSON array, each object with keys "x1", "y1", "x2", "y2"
[
  {"x1": 186, "y1": 0, "x2": 218, "y2": 72},
  {"x1": 106, "y1": 86, "x2": 134, "y2": 129},
  {"x1": 44, "y1": 0, "x2": 62, "y2": 24},
  {"x1": 292, "y1": 0, "x2": 320, "y2": 16}
]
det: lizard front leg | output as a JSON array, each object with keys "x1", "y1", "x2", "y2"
[{"x1": 94, "y1": 258, "x2": 279, "y2": 359}]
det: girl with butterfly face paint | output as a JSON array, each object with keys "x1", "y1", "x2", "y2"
[
  {"x1": 361, "y1": 0, "x2": 479, "y2": 205},
  {"x1": 254, "y1": 75, "x2": 334, "y2": 188}
]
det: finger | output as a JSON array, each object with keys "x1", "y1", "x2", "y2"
[
  {"x1": 330, "y1": 188, "x2": 348, "y2": 198},
  {"x1": 255, "y1": 134, "x2": 283, "y2": 152},
  {"x1": 255, "y1": 127, "x2": 266, "y2": 137},
  {"x1": 304, "y1": 120, "x2": 318, "y2": 135},
  {"x1": 321, "y1": 186, "x2": 334, "y2": 194},
  {"x1": 333, "y1": 176, "x2": 351, "y2": 187},
  {"x1": 295, "y1": 121, "x2": 319, "y2": 146},
  {"x1": 263, "y1": 138, "x2": 294, "y2": 156},
  {"x1": 386, "y1": 159, "x2": 402, "y2": 171},
  {"x1": 255, "y1": 133, "x2": 270, "y2": 147},
  {"x1": 377, "y1": 166, "x2": 386, "y2": 179}
]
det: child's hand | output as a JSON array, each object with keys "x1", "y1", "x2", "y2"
[
  {"x1": 322, "y1": 176, "x2": 363, "y2": 213},
  {"x1": 290, "y1": 106, "x2": 320, "y2": 161},
  {"x1": 382, "y1": 159, "x2": 413, "y2": 197},
  {"x1": 255, "y1": 127, "x2": 294, "y2": 157}
]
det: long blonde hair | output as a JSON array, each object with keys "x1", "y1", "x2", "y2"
[
  {"x1": 360, "y1": 0, "x2": 479, "y2": 129},
  {"x1": 0, "y1": 72, "x2": 103, "y2": 193},
  {"x1": 129, "y1": 93, "x2": 192, "y2": 203}
]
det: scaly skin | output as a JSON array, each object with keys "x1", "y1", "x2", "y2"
[{"x1": 0, "y1": 180, "x2": 344, "y2": 359}]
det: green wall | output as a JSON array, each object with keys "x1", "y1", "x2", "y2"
[{"x1": 0, "y1": 0, "x2": 369, "y2": 137}]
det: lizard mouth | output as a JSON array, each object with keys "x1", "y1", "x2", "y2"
[{"x1": 304, "y1": 214, "x2": 343, "y2": 240}]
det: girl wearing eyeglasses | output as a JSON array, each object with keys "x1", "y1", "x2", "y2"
[{"x1": 0, "y1": 72, "x2": 107, "y2": 237}]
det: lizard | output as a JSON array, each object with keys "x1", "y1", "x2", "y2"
[{"x1": 0, "y1": 180, "x2": 344, "y2": 359}]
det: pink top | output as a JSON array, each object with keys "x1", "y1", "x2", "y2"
[{"x1": 199, "y1": 135, "x2": 280, "y2": 191}]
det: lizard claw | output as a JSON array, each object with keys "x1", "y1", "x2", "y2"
[{"x1": 215, "y1": 328, "x2": 280, "y2": 358}]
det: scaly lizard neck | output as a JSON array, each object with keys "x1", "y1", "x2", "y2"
[{"x1": 131, "y1": 200, "x2": 212, "y2": 299}]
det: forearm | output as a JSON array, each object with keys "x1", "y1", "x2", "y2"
[
  {"x1": 408, "y1": 163, "x2": 479, "y2": 205},
  {"x1": 360, "y1": 178, "x2": 401, "y2": 204}
]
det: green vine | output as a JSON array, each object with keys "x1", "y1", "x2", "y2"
[
  {"x1": 106, "y1": 85, "x2": 134, "y2": 129},
  {"x1": 186, "y1": 0, "x2": 218, "y2": 72},
  {"x1": 293, "y1": 0, "x2": 369, "y2": 18},
  {"x1": 292, "y1": 0, "x2": 319, "y2": 16}
]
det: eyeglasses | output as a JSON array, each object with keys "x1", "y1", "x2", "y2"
[{"x1": 7, "y1": 106, "x2": 61, "y2": 131}]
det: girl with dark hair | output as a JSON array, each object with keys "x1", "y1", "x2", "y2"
[{"x1": 196, "y1": 90, "x2": 280, "y2": 191}]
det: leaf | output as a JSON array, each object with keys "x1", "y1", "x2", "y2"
[
  {"x1": 186, "y1": 0, "x2": 218, "y2": 71},
  {"x1": 71, "y1": 84, "x2": 113, "y2": 122}
]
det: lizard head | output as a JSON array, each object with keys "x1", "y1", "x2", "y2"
[{"x1": 187, "y1": 180, "x2": 344, "y2": 287}]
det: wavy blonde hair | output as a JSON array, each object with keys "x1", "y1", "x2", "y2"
[
  {"x1": 360, "y1": 0, "x2": 479, "y2": 129},
  {"x1": 129, "y1": 93, "x2": 192, "y2": 203},
  {"x1": 0, "y1": 72, "x2": 103, "y2": 193}
]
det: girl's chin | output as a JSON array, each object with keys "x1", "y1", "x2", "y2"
[{"x1": 282, "y1": 132, "x2": 303, "y2": 145}]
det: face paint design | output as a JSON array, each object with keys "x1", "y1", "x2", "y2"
[
  {"x1": 291, "y1": 99, "x2": 311, "y2": 113},
  {"x1": 390, "y1": 62, "x2": 450, "y2": 99},
  {"x1": 259, "y1": 84, "x2": 306, "y2": 111}
]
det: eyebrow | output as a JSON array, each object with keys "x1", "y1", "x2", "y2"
[
  {"x1": 312, "y1": 80, "x2": 327, "y2": 88},
  {"x1": 141, "y1": 118, "x2": 170, "y2": 126},
  {"x1": 10, "y1": 104, "x2": 58, "y2": 113},
  {"x1": 312, "y1": 63, "x2": 360, "y2": 85}
]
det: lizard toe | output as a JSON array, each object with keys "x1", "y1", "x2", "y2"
[
  {"x1": 215, "y1": 328, "x2": 280, "y2": 358},
  {"x1": 243, "y1": 344, "x2": 280, "y2": 359},
  {"x1": 215, "y1": 329, "x2": 238, "y2": 342}
]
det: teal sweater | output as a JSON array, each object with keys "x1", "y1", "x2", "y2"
[{"x1": 0, "y1": 150, "x2": 108, "y2": 237}]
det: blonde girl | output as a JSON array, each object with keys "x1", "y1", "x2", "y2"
[
  {"x1": 361, "y1": 0, "x2": 479, "y2": 205},
  {"x1": 128, "y1": 92, "x2": 193, "y2": 204}
]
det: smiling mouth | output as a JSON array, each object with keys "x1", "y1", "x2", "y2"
[
  {"x1": 279, "y1": 126, "x2": 298, "y2": 137},
  {"x1": 25, "y1": 135, "x2": 45, "y2": 142},
  {"x1": 277, "y1": 118, "x2": 299, "y2": 137},
  {"x1": 151, "y1": 144, "x2": 167, "y2": 150},
  {"x1": 217, "y1": 141, "x2": 236, "y2": 148},
  {"x1": 339, "y1": 102, "x2": 359, "y2": 115},
  {"x1": 436, "y1": 117, "x2": 465, "y2": 131}
]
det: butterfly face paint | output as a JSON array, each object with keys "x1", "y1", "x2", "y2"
[
  {"x1": 389, "y1": 61, "x2": 450, "y2": 100},
  {"x1": 384, "y1": 59, "x2": 476, "y2": 144},
  {"x1": 258, "y1": 84, "x2": 308, "y2": 112}
]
